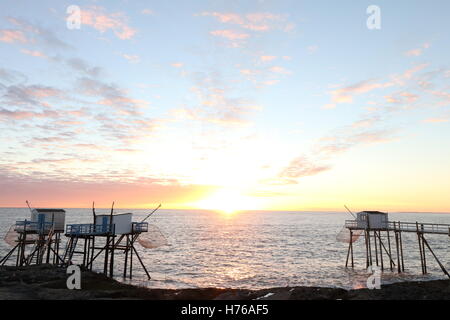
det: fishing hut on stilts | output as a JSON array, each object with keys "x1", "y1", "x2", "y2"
[
  {"x1": 63, "y1": 202, "x2": 162, "y2": 279},
  {"x1": 0, "y1": 202, "x2": 65, "y2": 267},
  {"x1": 337, "y1": 208, "x2": 450, "y2": 278}
]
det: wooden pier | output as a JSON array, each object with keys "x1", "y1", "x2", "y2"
[
  {"x1": 0, "y1": 209, "x2": 66, "y2": 267},
  {"x1": 343, "y1": 212, "x2": 450, "y2": 278},
  {"x1": 62, "y1": 203, "x2": 151, "y2": 279}
]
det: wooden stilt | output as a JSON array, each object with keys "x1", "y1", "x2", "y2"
[
  {"x1": 350, "y1": 232, "x2": 354, "y2": 268},
  {"x1": 386, "y1": 228, "x2": 393, "y2": 271},
  {"x1": 422, "y1": 236, "x2": 450, "y2": 278},
  {"x1": 367, "y1": 231, "x2": 373, "y2": 267},
  {"x1": 124, "y1": 235, "x2": 129, "y2": 278},
  {"x1": 364, "y1": 231, "x2": 369, "y2": 268},
  {"x1": 416, "y1": 222, "x2": 425, "y2": 274},
  {"x1": 378, "y1": 231, "x2": 384, "y2": 271},
  {"x1": 345, "y1": 230, "x2": 351, "y2": 268},
  {"x1": 132, "y1": 245, "x2": 151, "y2": 280}
]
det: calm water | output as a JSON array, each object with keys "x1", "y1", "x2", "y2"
[{"x1": 1, "y1": 208, "x2": 449, "y2": 289}]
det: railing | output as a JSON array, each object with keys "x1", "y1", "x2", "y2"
[
  {"x1": 66, "y1": 224, "x2": 112, "y2": 235},
  {"x1": 389, "y1": 221, "x2": 450, "y2": 234},
  {"x1": 132, "y1": 222, "x2": 148, "y2": 233},
  {"x1": 15, "y1": 220, "x2": 54, "y2": 234},
  {"x1": 345, "y1": 219, "x2": 450, "y2": 235}
]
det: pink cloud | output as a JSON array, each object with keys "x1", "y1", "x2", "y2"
[
  {"x1": 423, "y1": 118, "x2": 449, "y2": 123},
  {"x1": 80, "y1": 6, "x2": 137, "y2": 40},
  {"x1": 329, "y1": 80, "x2": 393, "y2": 105},
  {"x1": 20, "y1": 49, "x2": 47, "y2": 58},
  {"x1": 0, "y1": 29, "x2": 27, "y2": 43},
  {"x1": 121, "y1": 53, "x2": 140, "y2": 63},
  {"x1": 269, "y1": 66, "x2": 292, "y2": 75},
  {"x1": 210, "y1": 29, "x2": 250, "y2": 40},
  {"x1": 200, "y1": 12, "x2": 292, "y2": 33},
  {"x1": 260, "y1": 55, "x2": 277, "y2": 62},
  {"x1": 405, "y1": 43, "x2": 431, "y2": 57}
]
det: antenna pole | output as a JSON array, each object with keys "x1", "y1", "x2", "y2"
[
  {"x1": 92, "y1": 202, "x2": 96, "y2": 223},
  {"x1": 141, "y1": 204, "x2": 162, "y2": 223},
  {"x1": 344, "y1": 205, "x2": 356, "y2": 219},
  {"x1": 26, "y1": 200, "x2": 33, "y2": 213}
]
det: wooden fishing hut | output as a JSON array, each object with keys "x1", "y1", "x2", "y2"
[
  {"x1": 0, "y1": 208, "x2": 66, "y2": 266},
  {"x1": 64, "y1": 203, "x2": 151, "y2": 279},
  {"x1": 341, "y1": 211, "x2": 450, "y2": 278}
]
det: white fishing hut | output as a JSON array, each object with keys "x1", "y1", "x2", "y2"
[
  {"x1": 356, "y1": 211, "x2": 389, "y2": 229},
  {"x1": 94, "y1": 213, "x2": 133, "y2": 235},
  {"x1": 30, "y1": 208, "x2": 66, "y2": 231}
]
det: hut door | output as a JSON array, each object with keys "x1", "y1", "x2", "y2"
[
  {"x1": 102, "y1": 216, "x2": 108, "y2": 232},
  {"x1": 38, "y1": 213, "x2": 45, "y2": 231}
]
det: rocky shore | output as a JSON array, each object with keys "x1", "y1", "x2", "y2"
[{"x1": 1, "y1": 265, "x2": 449, "y2": 300}]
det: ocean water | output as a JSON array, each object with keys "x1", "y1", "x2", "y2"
[{"x1": 0, "y1": 208, "x2": 449, "y2": 290}]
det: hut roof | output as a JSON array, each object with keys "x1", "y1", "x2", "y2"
[
  {"x1": 34, "y1": 208, "x2": 66, "y2": 213},
  {"x1": 361, "y1": 211, "x2": 387, "y2": 215}
]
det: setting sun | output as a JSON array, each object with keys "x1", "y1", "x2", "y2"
[{"x1": 195, "y1": 189, "x2": 259, "y2": 215}]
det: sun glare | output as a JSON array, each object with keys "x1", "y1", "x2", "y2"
[{"x1": 196, "y1": 189, "x2": 257, "y2": 215}]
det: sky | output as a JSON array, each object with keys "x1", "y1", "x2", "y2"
[{"x1": 0, "y1": 0, "x2": 449, "y2": 212}]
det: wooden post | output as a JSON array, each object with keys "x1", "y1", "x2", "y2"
[
  {"x1": 378, "y1": 231, "x2": 384, "y2": 271},
  {"x1": 90, "y1": 237, "x2": 95, "y2": 271},
  {"x1": 350, "y1": 231, "x2": 354, "y2": 268},
  {"x1": 386, "y1": 228, "x2": 393, "y2": 271},
  {"x1": 421, "y1": 224, "x2": 427, "y2": 274},
  {"x1": 132, "y1": 246, "x2": 151, "y2": 280},
  {"x1": 394, "y1": 224, "x2": 401, "y2": 273},
  {"x1": 416, "y1": 222, "x2": 425, "y2": 274},
  {"x1": 367, "y1": 231, "x2": 373, "y2": 267},
  {"x1": 364, "y1": 231, "x2": 369, "y2": 268},
  {"x1": 422, "y1": 236, "x2": 450, "y2": 278},
  {"x1": 345, "y1": 230, "x2": 351, "y2": 268},
  {"x1": 399, "y1": 225, "x2": 405, "y2": 272},
  {"x1": 374, "y1": 230, "x2": 379, "y2": 266},
  {"x1": 124, "y1": 235, "x2": 129, "y2": 278}
]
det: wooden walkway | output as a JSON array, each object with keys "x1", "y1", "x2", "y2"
[{"x1": 345, "y1": 220, "x2": 450, "y2": 235}]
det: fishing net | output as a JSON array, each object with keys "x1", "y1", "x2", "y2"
[
  {"x1": 138, "y1": 224, "x2": 169, "y2": 249},
  {"x1": 336, "y1": 227, "x2": 362, "y2": 243},
  {"x1": 4, "y1": 225, "x2": 17, "y2": 247}
]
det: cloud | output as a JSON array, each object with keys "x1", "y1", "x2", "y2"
[
  {"x1": 66, "y1": 58, "x2": 104, "y2": 77},
  {"x1": 405, "y1": 43, "x2": 431, "y2": 57},
  {"x1": 200, "y1": 12, "x2": 293, "y2": 33},
  {"x1": 171, "y1": 62, "x2": 184, "y2": 68},
  {"x1": 423, "y1": 118, "x2": 449, "y2": 123},
  {"x1": 279, "y1": 156, "x2": 330, "y2": 179},
  {"x1": 7, "y1": 17, "x2": 71, "y2": 49},
  {"x1": 260, "y1": 55, "x2": 277, "y2": 62},
  {"x1": 0, "y1": 107, "x2": 59, "y2": 120},
  {"x1": 0, "y1": 83, "x2": 63, "y2": 107},
  {"x1": 79, "y1": 6, "x2": 137, "y2": 40},
  {"x1": 0, "y1": 29, "x2": 27, "y2": 43},
  {"x1": 141, "y1": 9, "x2": 154, "y2": 15},
  {"x1": 210, "y1": 29, "x2": 250, "y2": 40},
  {"x1": 121, "y1": 54, "x2": 140, "y2": 63},
  {"x1": 0, "y1": 68, "x2": 26, "y2": 83},
  {"x1": 384, "y1": 91, "x2": 419, "y2": 104},
  {"x1": 326, "y1": 79, "x2": 393, "y2": 107},
  {"x1": 307, "y1": 45, "x2": 318, "y2": 54},
  {"x1": 269, "y1": 66, "x2": 292, "y2": 75},
  {"x1": 20, "y1": 49, "x2": 47, "y2": 58},
  {"x1": 0, "y1": 171, "x2": 210, "y2": 208}
]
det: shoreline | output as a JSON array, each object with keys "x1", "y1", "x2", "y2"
[{"x1": 1, "y1": 265, "x2": 449, "y2": 300}]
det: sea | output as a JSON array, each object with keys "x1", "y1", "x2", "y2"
[{"x1": 1, "y1": 208, "x2": 449, "y2": 290}]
